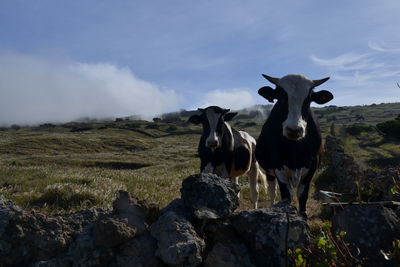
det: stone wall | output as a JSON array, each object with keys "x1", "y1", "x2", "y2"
[{"x1": 0, "y1": 173, "x2": 310, "y2": 267}]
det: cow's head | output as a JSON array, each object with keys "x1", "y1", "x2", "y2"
[
  {"x1": 258, "y1": 74, "x2": 333, "y2": 141},
  {"x1": 189, "y1": 106, "x2": 237, "y2": 150}
]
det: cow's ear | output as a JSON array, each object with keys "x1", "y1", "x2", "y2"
[
  {"x1": 312, "y1": 90, "x2": 333, "y2": 104},
  {"x1": 258, "y1": 86, "x2": 276, "y2": 103},
  {"x1": 189, "y1": 114, "x2": 202, "y2": 124},
  {"x1": 224, "y1": 112, "x2": 237, "y2": 121}
]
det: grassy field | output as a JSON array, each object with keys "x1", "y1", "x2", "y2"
[{"x1": 0, "y1": 102, "x2": 399, "y2": 214}]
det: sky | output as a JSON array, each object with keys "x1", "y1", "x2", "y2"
[{"x1": 1, "y1": 0, "x2": 400, "y2": 125}]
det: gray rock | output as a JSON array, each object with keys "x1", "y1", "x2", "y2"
[
  {"x1": 204, "y1": 222, "x2": 255, "y2": 267},
  {"x1": 150, "y1": 210, "x2": 205, "y2": 266},
  {"x1": 93, "y1": 216, "x2": 136, "y2": 248},
  {"x1": 0, "y1": 197, "x2": 104, "y2": 267},
  {"x1": 67, "y1": 224, "x2": 114, "y2": 267},
  {"x1": 332, "y1": 205, "x2": 400, "y2": 267},
  {"x1": 112, "y1": 190, "x2": 159, "y2": 235},
  {"x1": 231, "y1": 201, "x2": 310, "y2": 267},
  {"x1": 325, "y1": 136, "x2": 400, "y2": 201},
  {"x1": 180, "y1": 173, "x2": 240, "y2": 220},
  {"x1": 113, "y1": 234, "x2": 164, "y2": 267},
  {"x1": 204, "y1": 243, "x2": 255, "y2": 267}
]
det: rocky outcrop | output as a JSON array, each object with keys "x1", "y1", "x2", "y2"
[
  {"x1": 150, "y1": 210, "x2": 205, "y2": 266},
  {"x1": 93, "y1": 217, "x2": 136, "y2": 248},
  {"x1": 203, "y1": 221, "x2": 255, "y2": 267},
  {"x1": 325, "y1": 135, "x2": 400, "y2": 201},
  {"x1": 0, "y1": 173, "x2": 310, "y2": 267},
  {"x1": 231, "y1": 201, "x2": 310, "y2": 266},
  {"x1": 332, "y1": 205, "x2": 400, "y2": 267},
  {"x1": 181, "y1": 173, "x2": 240, "y2": 220},
  {"x1": 0, "y1": 196, "x2": 107, "y2": 267}
]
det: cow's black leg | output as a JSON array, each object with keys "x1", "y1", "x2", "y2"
[
  {"x1": 277, "y1": 179, "x2": 292, "y2": 201},
  {"x1": 298, "y1": 161, "x2": 317, "y2": 218},
  {"x1": 298, "y1": 179, "x2": 311, "y2": 218}
]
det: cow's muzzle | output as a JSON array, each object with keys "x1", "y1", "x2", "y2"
[
  {"x1": 206, "y1": 140, "x2": 219, "y2": 149},
  {"x1": 284, "y1": 126, "x2": 304, "y2": 141}
]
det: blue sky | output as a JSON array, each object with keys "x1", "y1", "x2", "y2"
[{"x1": 1, "y1": 0, "x2": 400, "y2": 124}]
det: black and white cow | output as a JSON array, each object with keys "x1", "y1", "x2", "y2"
[
  {"x1": 255, "y1": 74, "x2": 333, "y2": 217},
  {"x1": 189, "y1": 106, "x2": 274, "y2": 209}
]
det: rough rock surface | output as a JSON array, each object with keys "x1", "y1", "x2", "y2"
[
  {"x1": 0, "y1": 196, "x2": 106, "y2": 267},
  {"x1": 112, "y1": 234, "x2": 163, "y2": 267},
  {"x1": 150, "y1": 210, "x2": 205, "y2": 267},
  {"x1": 332, "y1": 205, "x2": 400, "y2": 267},
  {"x1": 0, "y1": 174, "x2": 313, "y2": 267},
  {"x1": 325, "y1": 136, "x2": 400, "y2": 201},
  {"x1": 204, "y1": 221, "x2": 255, "y2": 267},
  {"x1": 112, "y1": 190, "x2": 159, "y2": 235},
  {"x1": 181, "y1": 173, "x2": 240, "y2": 220},
  {"x1": 231, "y1": 200, "x2": 310, "y2": 267},
  {"x1": 93, "y1": 216, "x2": 136, "y2": 248},
  {"x1": 67, "y1": 223, "x2": 115, "y2": 267}
]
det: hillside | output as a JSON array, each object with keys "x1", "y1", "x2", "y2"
[{"x1": 0, "y1": 102, "x2": 399, "y2": 213}]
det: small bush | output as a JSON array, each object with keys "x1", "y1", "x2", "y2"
[
  {"x1": 377, "y1": 117, "x2": 400, "y2": 139},
  {"x1": 31, "y1": 184, "x2": 97, "y2": 210},
  {"x1": 289, "y1": 222, "x2": 366, "y2": 266},
  {"x1": 346, "y1": 124, "x2": 375, "y2": 136},
  {"x1": 23, "y1": 177, "x2": 127, "y2": 211}
]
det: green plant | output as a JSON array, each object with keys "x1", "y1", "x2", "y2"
[
  {"x1": 289, "y1": 222, "x2": 366, "y2": 267},
  {"x1": 346, "y1": 124, "x2": 375, "y2": 136},
  {"x1": 288, "y1": 247, "x2": 311, "y2": 267},
  {"x1": 390, "y1": 172, "x2": 400, "y2": 197},
  {"x1": 380, "y1": 239, "x2": 400, "y2": 264},
  {"x1": 376, "y1": 117, "x2": 400, "y2": 139}
]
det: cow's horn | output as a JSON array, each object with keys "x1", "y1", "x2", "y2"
[
  {"x1": 262, "y1": 74, "x2": 279, "y2": 85},
  {"x1": 313, "y1": 77, "x2": 330, "y2": 87}
]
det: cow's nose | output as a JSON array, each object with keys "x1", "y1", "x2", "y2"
[
  {"x1": 285, "y1": 126, "x2": 304, "y2": 139},
  {"x1": 207, "y1": 140, "x2": 218, "y2": 148}
]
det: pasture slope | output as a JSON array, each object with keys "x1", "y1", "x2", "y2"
[
  {"x1": 0, "y1": 102, "x2": 399, "y2": 212},
  {"x1": 0, "y1": 102, "x2": 399, "y2": 265}
]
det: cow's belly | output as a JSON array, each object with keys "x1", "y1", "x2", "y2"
[
  {"x1": 274, "y1": 166, "x2": 309, "y2": 187},
  {"x1": 229, "y1": 145, "x2": 251, "y2": 178},
  {"x1": 229, "y1": 166, "x2": 247, "y2": 179}
]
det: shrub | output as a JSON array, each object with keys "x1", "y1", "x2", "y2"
[
  {"x1": 381, "y1": 239, "x2": 400, "y2": 265},
  {"x1": 346, "y1": 124, "x2": 375, "y2": 136},
  {"x1": 376, "y1": 116, "x2": 400, "y2": 139},
  {"x1": 30, "y1": 184, "x2": 97, "y2": 210},
  {"x1": 289, "y1": 222, "x2": 366, "y2": 266}
]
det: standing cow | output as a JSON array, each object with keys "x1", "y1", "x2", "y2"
[
  {"x1": 189, "y1": 106, "x2": 274, "y2": 209},
  {"x1": 255, "y1": 74, "x2": 333, "y2": 217}
]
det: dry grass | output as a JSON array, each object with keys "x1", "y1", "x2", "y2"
[{"x1": 0, "y1": 103, "x2": 399, "y2": 214}]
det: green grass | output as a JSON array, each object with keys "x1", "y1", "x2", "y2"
[{"x1": 0, "y1": 103, "x2": 399, "y2": 213}]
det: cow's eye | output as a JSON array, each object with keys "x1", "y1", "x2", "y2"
[{"x1": 277, "y1": 89, "x2": 288, "y2": 103}]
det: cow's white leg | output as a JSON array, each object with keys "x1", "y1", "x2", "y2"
[{"x1": 247, "y1": 162, "x2": 259, "y2": 209}]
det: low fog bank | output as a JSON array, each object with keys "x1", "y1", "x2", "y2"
[{"x1": 0, "y1": 52, "x2": 183, "y2": 126}]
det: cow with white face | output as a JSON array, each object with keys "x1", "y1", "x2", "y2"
[
  {"x1": 255, "y1": 74, "x2": 333, "y2": 217},
  {"x1": 189, "y1": 106, "x2": 274, "y2": 209}
]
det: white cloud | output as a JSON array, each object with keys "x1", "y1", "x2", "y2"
[
  {"x1": 194, "y1": 89, "x2": 256, "y2": 110},
  {"x1": 310, "y1": 45, "x2": 400, "y2": 105},
  {"x1": 0, "y1": 52, "x2": 183, "y2": 125},
  {"x1": 368, "y1": 42, "x2": 400, "y2": 53}
]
